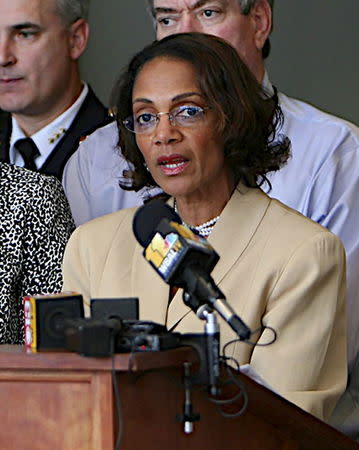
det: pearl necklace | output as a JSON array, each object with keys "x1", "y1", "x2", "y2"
[{"x1": 174, "y1": 200, "x2": 220, "y2": 238}]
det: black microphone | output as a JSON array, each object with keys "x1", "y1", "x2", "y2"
[{"x1": 132, "y1": 200, "x2": 251, "y2": 340}]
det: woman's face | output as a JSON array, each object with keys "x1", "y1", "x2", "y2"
[{"x1": 132, "y1": 56, "x2": 233, "y2": 202}]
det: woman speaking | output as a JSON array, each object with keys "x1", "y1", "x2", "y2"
[{"x1": 63, "y1": 33, "x2": 346, "y2": 421}]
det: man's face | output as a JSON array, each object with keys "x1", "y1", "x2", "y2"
[
  {"x1": 0, "y1": 0, "x2": 83, "y2": 122},
  {"x1": 153, "y1": 0, "x2": 265, "y2": 80}
]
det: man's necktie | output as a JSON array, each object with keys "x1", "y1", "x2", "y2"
[{"x1": 14, "y1": 138, "x2": 40, "y2": 171}]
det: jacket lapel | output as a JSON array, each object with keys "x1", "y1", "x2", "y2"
[
  {"x1": 166, "y1": 185, "x2": 271, "y2": 330},
  {"x1": 208, "y1": 185, "x2": 271, "y2": 284},
  {"x1": 0, "y1": 111, "x2": 11, "y2": 164},
  {"x1": 39, "y1": 86, "x2": 111, "y2": 179}
]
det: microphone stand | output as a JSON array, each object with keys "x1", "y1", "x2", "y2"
[
  {"x1": 177, "y1": 287, "x2": 250, "y2": 433},
  {"x1": 183, "y1": 292, "x2": 221, "y2": 396},
  {"x1": 176, "y1": 295, "x2": 220, "y2": 434},
  {"x1": 197, "y1": 304, "x2": 221, "y2": 396}
]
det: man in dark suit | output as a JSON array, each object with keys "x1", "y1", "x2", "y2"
[{"x1": 0, "y1": 0, "x2": 110, "y2": 180}]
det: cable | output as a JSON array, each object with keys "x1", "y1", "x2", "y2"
[
  {"x1": 207, "y1": 349, "x2": 249, "y2": 419},
  {"x1": 245, "y1": 323, "x2": 277, "y2": 347},
  {"x1": 212, "y1": 323, "x2": 277, "y2": 419}
]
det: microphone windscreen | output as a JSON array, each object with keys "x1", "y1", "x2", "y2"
[{"x1": 132, "y1": 200, "x2": 181, "y2": 247}]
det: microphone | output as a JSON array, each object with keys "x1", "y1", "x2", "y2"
[{"x1": 132, "y1": 200, "x2": 251, "y2": 340}]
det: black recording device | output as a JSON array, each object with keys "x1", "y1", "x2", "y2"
[
  {"x1": 24, "y1": 293, "x2": 84, "y2": 352},
  {"x1": 27, "y1": 295, "x2": 181, "y2": 357},
  {"x1": 64, "y1": 317, "x2": 122, "y2": 357},
  {"x1": 89, "y1": 297, "x2": 180, "y2": 354},
  {"x1": 115, "y1": 320, "x2": 181, "y2": 353},
  {"x1": 132, "y1": 200, "x2": 251, "y2": 341},
  {"x1": 91, "y1": 297, "x2": 139, "y2": 321},
  {"x1": 64, "y1": 318, "x2": 181, "y2": 357}
]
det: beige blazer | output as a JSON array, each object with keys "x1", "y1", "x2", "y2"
[{"x1": 63, "y1": 185, "x2": 347, "y2": 421}]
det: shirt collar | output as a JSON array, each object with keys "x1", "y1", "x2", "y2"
[
  {"x1": 262, "y1": 70, "x2": 275, "y2": 97},
  {"x1": 10, "y1": 83, "x2": 89, "y2": 164}
]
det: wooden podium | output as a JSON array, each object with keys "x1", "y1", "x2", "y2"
[{"x1": 0, "y1": 345, "x2": 357, "y2": 450}]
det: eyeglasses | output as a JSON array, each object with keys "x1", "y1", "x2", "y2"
[{"x1": 123, "y1": 105, "x2": 211, "y2": 135}]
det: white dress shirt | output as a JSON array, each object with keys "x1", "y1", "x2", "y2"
[{"x1": 10, "y1": 84, "x2": 89, "y2": 169}]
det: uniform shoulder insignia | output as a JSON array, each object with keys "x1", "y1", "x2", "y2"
[{"x1": 108, "y1": 106, "x2": 117, "y2": 118}]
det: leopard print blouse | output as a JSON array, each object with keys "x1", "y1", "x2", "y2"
[{"x1": 0, "y1": 163, "x2": 75, "y2": 344}]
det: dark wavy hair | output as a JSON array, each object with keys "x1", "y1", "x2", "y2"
[{"x1": 112, "y1": 32, "x2": 290, "y2": 191}]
